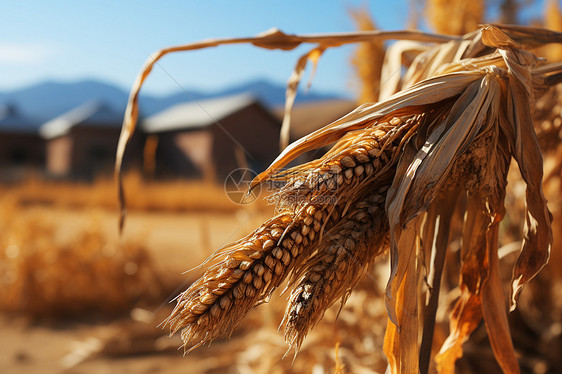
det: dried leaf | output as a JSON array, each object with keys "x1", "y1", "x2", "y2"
[
  {"x1": 489, "y1": 23, "x2": 562, "y2": 49},
  {"x1": 419, "y1": 191, "x2": 458, "y2": 374},
  {"x1": 385, "y1": 72, "x2": 501, "y2": 333},
  {"x1": 379, "y1": 40, "x2": 428, "y2": 101},
  {"x1": 435, "y1": 198, "x2": 490, "y2": 372},
  {"x1": 498, "y1": 47, "x2": 553, "y2": 310},
  {"x1": 481, "y1": 25, "x2": 521, "y2": 49},
  {"x1": 403, "y1": 37, "x2": 477, "y2": 89},
  {"x1": 388, "y1": 74, "x2": 497, "y2": 228},
  {"x1": 279, "y1": 47, "x2": 325, "y2": 150},
  {"x1": 481, "y1": 221, "x2": 520, "y2": 374},
  {"x1": 383, "y1": 216, "x2": 421, "y2": 374},
  {"x1": 435, "y1": 293, "x2": 482, "y2": 373}
]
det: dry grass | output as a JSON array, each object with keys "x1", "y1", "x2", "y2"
[
  {"x1": 0, "y1": 196, "x2": 166, "y2": 320},
  {"x1": 0, "y1": 171, "x2": 272, "y2": 322},
  {"x1": 0, "y1": 172, "x2": 267, "y2": 213}
]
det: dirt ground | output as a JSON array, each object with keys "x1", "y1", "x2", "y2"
[{"x1": 0, "y1": 206, "x2": 273, "y2": 374}]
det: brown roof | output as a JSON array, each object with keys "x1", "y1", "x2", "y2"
[{"x1": 274, "y1": 99, "x2": 357, "y2": 140}]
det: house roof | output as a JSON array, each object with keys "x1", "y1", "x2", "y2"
[
  {"x1": 141, "y1": 93, "x2": 258, "y2": 133},
  {"x1": 0, "y1": 104, "x2": 39, "y2": 134},
  {"x1": 40, "y1": 100, "x2": 123, "y2": 139},
  {"x1": 274, "y1": 99, "x2": 357, "y2": 140}
]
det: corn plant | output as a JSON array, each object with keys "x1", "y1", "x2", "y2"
[{"x1": 116, "y1": 24, "x2": 562, "y2": 373}]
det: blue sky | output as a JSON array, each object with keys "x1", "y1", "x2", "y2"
[{"x1": 0, "y1": 1, "x2": 548, "y2": 97}]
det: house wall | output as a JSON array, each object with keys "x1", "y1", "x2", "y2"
[
  {"x1": 46, "y1": 135, "x2": 72, "y2": 176},
  {"x1": 152, "y1": 132, "x2": 201, "y2": 179},
  {"x1": 0, "y1": 132, "x2": 45, "y2": 167},
  {"x1": 68, "y1": 125, "x2": 122, "y2": 178},
  {"x1": 211, "y1": 103, "x2": 280, "y2": 182},
  {"x1": 147, "y1": 102, "x2": 280, "y2": 181},
  {"x1": 0, "y1": 132, "x2": 45, "y2": 180},
  {"x1": 172, "y1": 130, "x2": 214, "y2": 180},
  {"x1": 44, "y1": 125, "x2": 126, "y2": 179}
]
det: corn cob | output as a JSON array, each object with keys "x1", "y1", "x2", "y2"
[{"x1": 165, "y1": 204, "x2": 343, "y2": 351}]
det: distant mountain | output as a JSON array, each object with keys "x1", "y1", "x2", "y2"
[
  {"x1": 0, "y1": 80, "x2": 129, "y2": 121},
  {"x1": 0, "y1": 78, "x2": 347, "y2": 122}
]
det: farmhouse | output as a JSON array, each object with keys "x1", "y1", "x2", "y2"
[
  {"x1": 0, "y1": 104, "x2": 44, "y2": 179},
  {"x1": 0, "y1": 93, "x2": 349, "y2": 182},
  {"x1": 141, "y1": 94, "x2": 281, "y2": 181},
  {"x1": 40, "y1": 101, "x2": 125, "y2": 178}
]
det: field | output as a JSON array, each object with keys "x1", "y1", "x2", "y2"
[
  {"x1": 0, "y1": 177, "x2": 275, "y2": 373},
  {"x1": 3, "y1": 5, "x2": 562, "y2": 373}
]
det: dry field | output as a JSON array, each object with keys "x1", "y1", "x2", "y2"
[
  {"x1": 3, "y1": 4, "x2": 562, "y2": 373},
  {"x1": 0, "y1": 178, "x2": 276, "y2": 374}
]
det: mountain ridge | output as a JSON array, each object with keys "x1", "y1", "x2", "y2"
[{"x1": 0, "y1": 78, "x2": 348, "y2": 122}]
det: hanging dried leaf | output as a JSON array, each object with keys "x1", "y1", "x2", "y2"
[
  {"x1": 481, "y1": 222, "x2": 520, "y2": 374},
  {"x1": 279, "y1": 47, "x2": 325, "y2": 151},
  {"x1": 383, "y1": 217, "x2": 421, "y2": 374},
  {"x1": 379, "y1": 40, "x2": 428, "y2": 101},
  {"x1": 434, "y1": 197, "x2": 490, "y2": 372}
]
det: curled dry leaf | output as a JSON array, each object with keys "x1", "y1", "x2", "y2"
[
  {"x1": 115, "y1": 28, "x2": 457, "y2": 232},
  {"x1": 116, "y1": 24, "x2": 562, "y2": 373},
  {"x1": 279, "y1": 47, "x2": 325, "y2": 151}
]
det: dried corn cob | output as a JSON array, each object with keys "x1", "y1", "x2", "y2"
[
  {"x1": 165, "y1": 202, "x2": 346, "y2": 351},
  {"x1": 165, "y1": 103, "x2": 453, "y2": 352}
]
